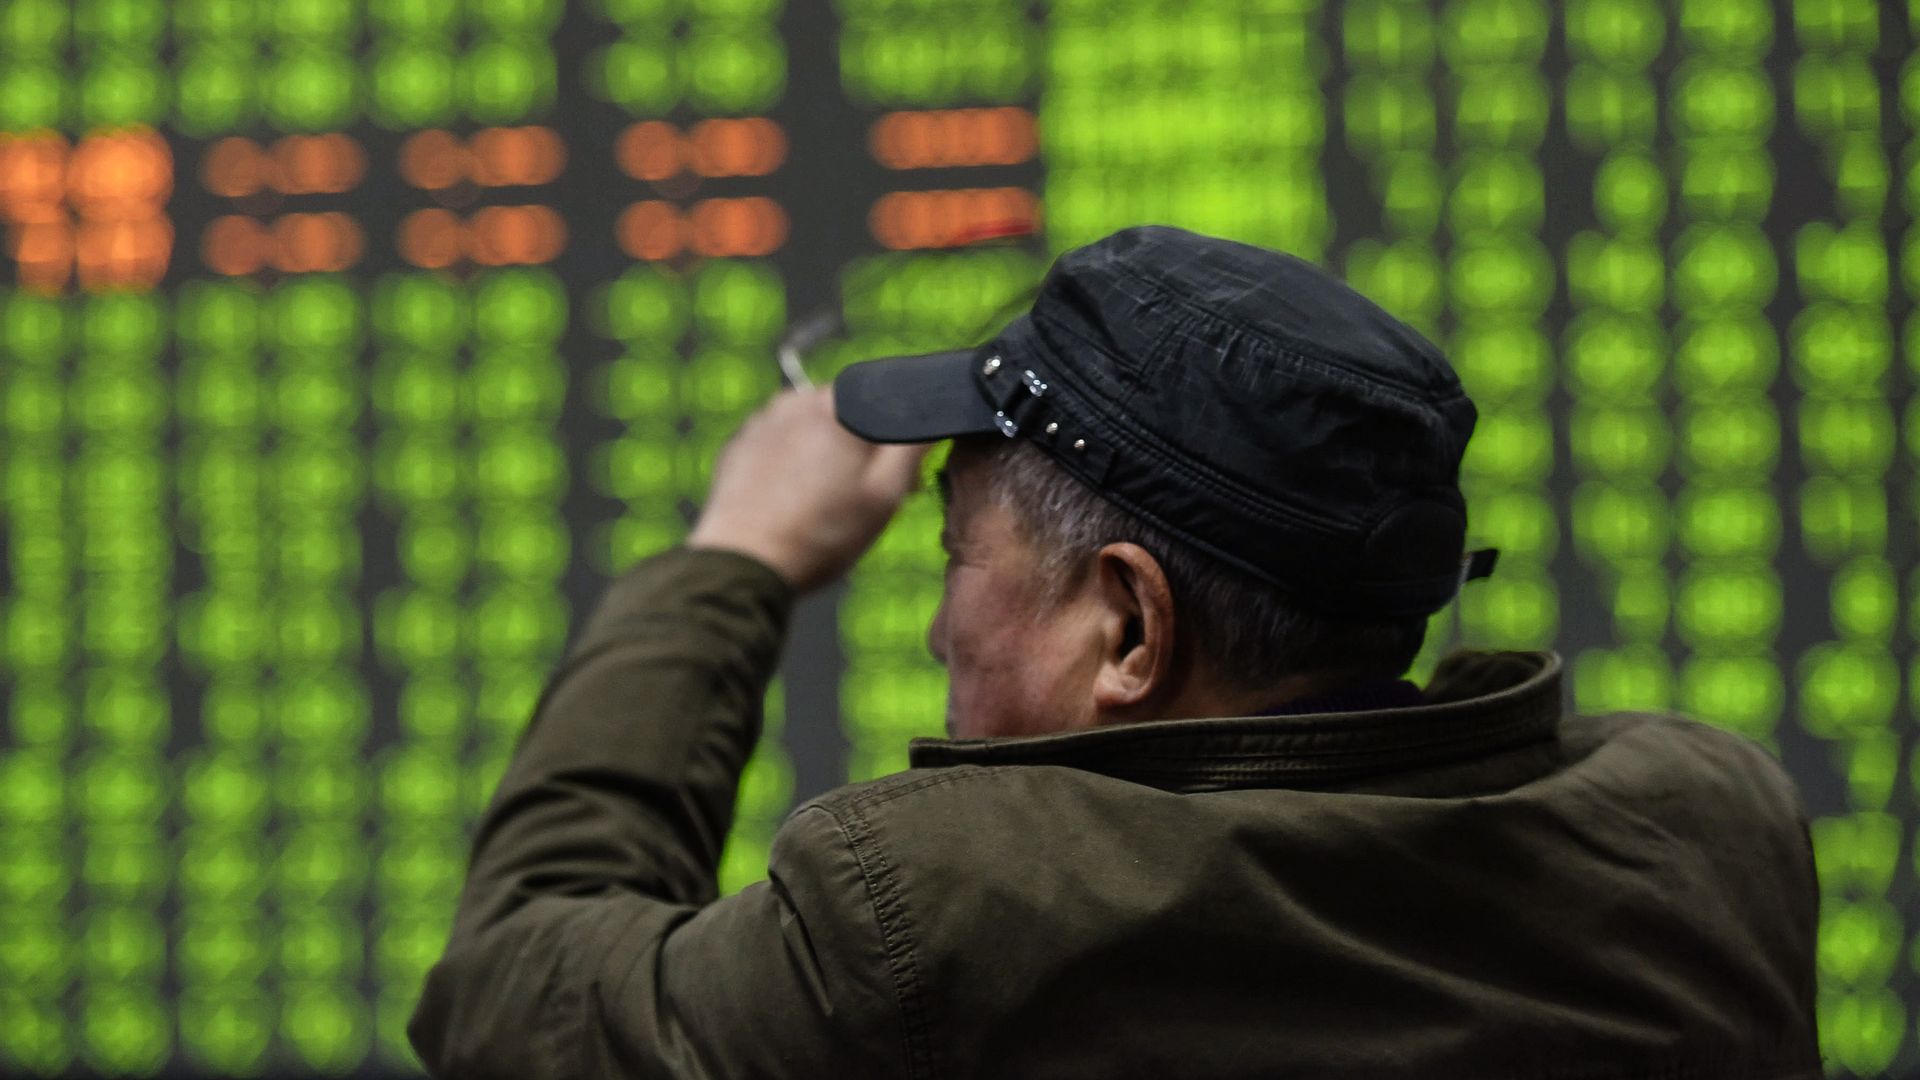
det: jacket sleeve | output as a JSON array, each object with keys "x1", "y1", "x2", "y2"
[{"x1": 407, "y1": 546, "x2": 908, "y2": 1079}]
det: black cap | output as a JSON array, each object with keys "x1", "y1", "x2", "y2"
[{"x1": 834, "y1": 225, "x2": 1498, "y2": 621}]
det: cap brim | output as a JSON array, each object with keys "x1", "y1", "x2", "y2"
[{"x1": 834, "y1": 349, "x2": 1000, "y2": 444}]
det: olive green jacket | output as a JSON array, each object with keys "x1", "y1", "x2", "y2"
[{"x1": 409, "y1": 547, "x2": 1822, "y2": 1079}]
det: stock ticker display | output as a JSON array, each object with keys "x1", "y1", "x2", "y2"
[{"x1": 0, "y1": 0, "x2": 1914, "y2": 1075}]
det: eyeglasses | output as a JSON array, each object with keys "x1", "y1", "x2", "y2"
[
  {"x1": 773, "y1": 221, "x2": 1044, "y2": 392},
  {"x1": 775, "y1": 306, "x2": 843, "y2": 391}
]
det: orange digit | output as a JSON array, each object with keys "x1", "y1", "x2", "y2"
[
  {"x1": 616, "y1": 200, "x2": 685, "y2": 261},
  {"x1": 15, "y1": 220, "x2": 74, "y2": 292},
  {"x1": 202, "y1": 137, "x2": 264, "y2": 198},
  {"x1": 203, "y1": 215, "x2": 268, "y2": 275},
  {"x1": 616, "y1": 122, "x2": 683, "y2": 182},
  {"x1": 399, "y1": 208, "x2": 463, "y2": 269},
  {"x1": 400, "y1": 130, "x2": 468, "y2": 190}
]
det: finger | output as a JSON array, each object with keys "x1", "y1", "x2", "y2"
[
  {"x1": 795, "y1": 385, "x2": 833, "y2": 416},
  {"x1": 864, "y1": 441, "x2": 936, "y2": 501}
]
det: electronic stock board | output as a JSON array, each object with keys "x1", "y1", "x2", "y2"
[{"x1": 0, "y1": 0, "x2": 1915, "y2": 1075}]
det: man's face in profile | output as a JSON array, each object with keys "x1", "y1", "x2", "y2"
[{"x1": 927, "y1": 440, "x2": 1105, "y2": 740}]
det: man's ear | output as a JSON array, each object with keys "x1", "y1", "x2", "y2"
[{"x1": 1089, "y1": 542, "x2": 1176, "y2": 714}]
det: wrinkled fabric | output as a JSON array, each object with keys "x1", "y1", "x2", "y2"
[{"x1": 410, "y1": 547, "x2": 1822, "y2": 1080}]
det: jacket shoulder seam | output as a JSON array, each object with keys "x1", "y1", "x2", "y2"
[
  {"x1": 804, "y1": 803, "x2": 936, "y2": 1078},
  {"x1": 801, "y1": 764, "x2": 994, "y2": 816}
]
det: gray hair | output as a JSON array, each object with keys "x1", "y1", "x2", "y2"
[{"x1": 973, "y1": 436, "x2": 1429, "y2": 692}]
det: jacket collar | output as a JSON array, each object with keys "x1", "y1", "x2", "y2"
[{"x1": 906, "y1": 649, "x2": 1564, "y2": 791}]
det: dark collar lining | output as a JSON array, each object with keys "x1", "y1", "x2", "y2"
[
  {"x1": 1259, "y1": 677, "x2": 1427, "y2": 718},
  {"x1": 906, "y1": 650, "x2": 1564, "y2": 792}
]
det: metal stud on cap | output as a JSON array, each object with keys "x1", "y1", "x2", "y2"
[
  {"x1": 1044, "y1": 422, "x2": 1059, "y2": 436},
  {"x1": 1073, "y1": 438, "x2": 1087, "y2": 451},
  {"x1": 982, "y1": 355, "x2": 1002, "y2": 376}
]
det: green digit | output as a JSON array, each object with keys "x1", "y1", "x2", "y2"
[
  {"x1": 1674, "y1": 318, "x2": 1776, "y2": 395},
  {"x1": 375, "y1": 587, "x2": 461, "y2": 669},
  {"x1": 265, "y1": 48, "x2": 358, "y2": 131},
  {"x1": 474, "y1": 664, "x2": 549, "y2": 733},
  {"x1": 280, "y1": 982, "x2": 370, "y2": 1072},
  {"x1": 373, "y1": 274, "x2": 467, "y2": 350},
  {"x1": 176, "y1": 828, "x2": 267, "y2": 904},
  {"x1": 472, "y1": 0, "x2": 564, "y2": 35},
  {"x1": 272, "y1": 0, "x2": 356, "y2": 39},
  {"x1": 378, "y1": 750, "x2": 461, "y2": 819},
  {"x1": 684, "y1": 26, "x2": 786, "y2": 112},
  {"x1": 281, "y1": 909, "x2": 362, "y2": 981},
  {"x1": 464, "y1": 39, "x2": 556, "y2": 122},
  {"x1": 1565, "y1": 0, "x2": 1662, "y2": 65},
  {"x1": 468, "y1": 350, "x2": 566, "y2": 423},
  {"x1": 1571, "y1": 405, "x2": 1670, "y2": 477},
  {"x1": 374, "y1": 831, "x2": 466, "y2": 901},
  {"x1": 398, "y1": 515, "x2": 471, "y2": 591},
  {"x1": 1349, "y1": 77, "x2": 1439, "y2": 154},
  {"x1": 1793, "y1": 56, "x2": 1878, "y2": 137},
  {"x1": 1679, "y1": 400, "x2": 1779, "y2": 475},
  {"x1": 1572, "y1": 645, "x2": 1671, "y2": 713},
  {"x1": 1472, "y1": 490, "x2": 1557, "y2": 560},
  {"x1": 1457, "y1": 570, "x2": 1557, "y2": 647},
  {"x1": 1342, "y1": 0, "x2": 1434, "y2": 69},
  {"x1": 398, "y1": 672, "x2": 468, "y2": 742},
  {"x1": 80, "y1": 57, "x2": 167, "y2": 125},
  {"x1": 277, "y1": 823, "x2": 367, "y2": 901},
  {"x1": 370, "y1": 0, "x2": 458, "y2": 37},
  {"x1": 1819, "y1": 987, "x2": 1903, "y2": 1075},
  {"x1": 1565, "y1": 313, "x2": 1664, "y2": 399},
  {"x1": 1671, "y1": 62, "x2": 1774, "y2": 139},
  {"x1": 1797, "y1": 222, "x2": 1889, "y2": 304},
  {"x1": 1799, "y1": 399, "x2": 1894, "y2": 474},
  {"x1": 1675, "y1": 563, "x2": 1781, "y2": 647},
  {"x1": 1818, "y1": 899, "x2": 1900, "y2": 985},
  {"x1": 694, "y1": 261, "x2": 786, "y2": 346},
  {"x1": 278, "y1": 673, "x2": 370, "y2": 746},
  {"x1": 0, "y1": 989, "x2": 71, "y2": 1074},
  {"x1": 477, "y1": 513, "x2": 568, "y2": 580},
  {"x1": 1559, "y1": 63, "x2": 1651, "y2": 149},
  {"x1": 1799, "y1": 478, "x2": 1887, "y2": 563},
  {"x1": 1345, "y1": 238, "x2": 1442, "y2": 329},
  {"x1": 1679, "y1": 0, "x2": 1770, "y2": 55},
  {"x1": 593, "y1": 40, "x2": 679, "y2": 113},
  {"x1": 179, "y1": 992, "x2": 270, "y2": 1074},
  {"x1": 469, "y1": 586, "x2": 568, "y2": 659},
  {"x1": 1439, "y1": 0, "x2": 1548, "y2": 66},
  {"x1": 1449, "y1": 237, "x2": 1554, "y2": 315},
  {"x1": 1678, "y1": 144, "x2": 1773, "y2": 221},
  {"x1": 2, "y1": 0, "x2": 70, "y2": 53},
  {"x1": 1796, "y1": 642, "x2": 1898, "y2": 738},
  {"x1": 80, "y1": 905, "x2": 165, "y2": 980},
  {"x1": 1592, "y1": 152, "x2": 1666, "y2": 233},
  {"x1": 370, "y1": 45, "x2": 458, "y2": 128},
  {"x1": 79, "y1": 987, "x2": 170, "y2": 1075},
  {"x1": 1681, "y1": 224, "x2": 1781, "y2": 309},
  {"x1": 181, "y1": 753, "x2": 269, "y2": 827},
  {"x1": 1676, "y1": 484, "x2": 1779, "y2": 559},
  {"x1": 0, "y1": 836, "x2": 66, "y2": 906},
  {"x1": 475, "y1": 270, "x2": 568, "y2": 345},
  {"x1": 272, "y1": 278, "x2": 362, "y2": 354},
  {"x1": 1572, "y1": 482, "x2": 1668, "y2": 563},
  {"x1": 1679, "y1": 655, "x2": 1782, "y2": 742},
  {"x1": 1452, "y1": 70, "x2": 1549, "y2": 147}
]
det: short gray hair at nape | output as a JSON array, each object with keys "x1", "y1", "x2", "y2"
[{"x1": 970, "y1": 436, "x2": 1430, "y2": 691}]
